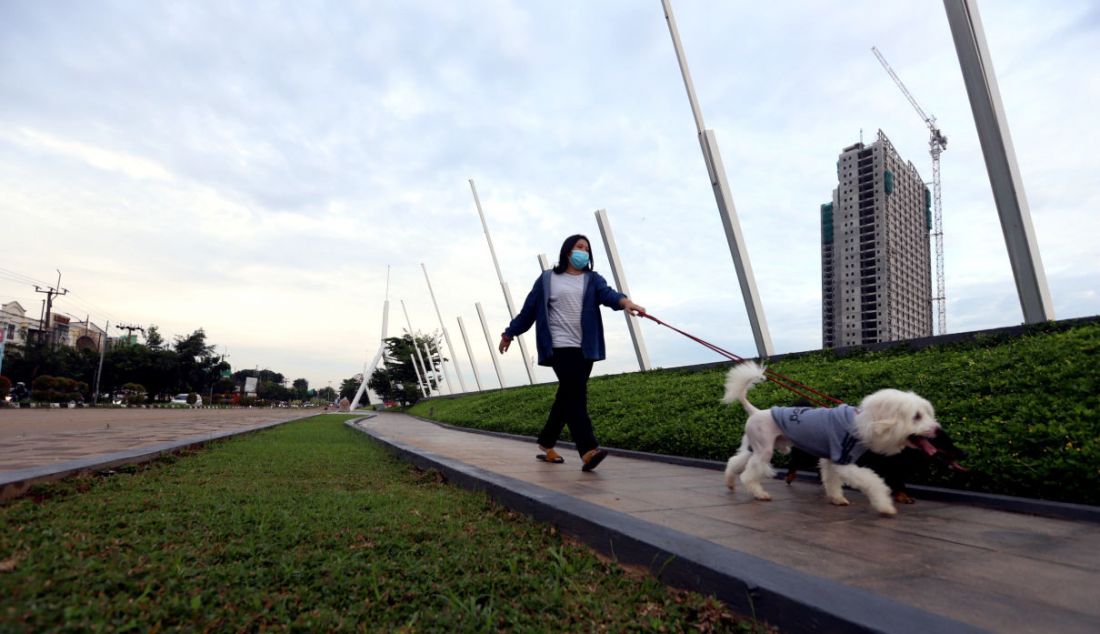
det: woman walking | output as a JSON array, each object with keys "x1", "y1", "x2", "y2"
[{"x1": 499, "y1": 234, "x2": 645, "y2": 471}]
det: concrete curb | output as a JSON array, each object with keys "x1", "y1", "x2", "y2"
[
  {"x1": 0, "y1": 415, "x2": 314, "y2": 502},
  {"x1": 348, "y1": 418, "x2": 986, "y2": 634},
  {"x1": 409, "y1": 415, "x2": 1100, "y2": 524}
]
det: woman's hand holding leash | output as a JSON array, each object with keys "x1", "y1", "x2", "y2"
[
  {"x1": 499, "y1": 334, "x2": 512, "y2": 354},
  {"x1": 621, "y1": 298, "x2": 646, "y2": 317}
]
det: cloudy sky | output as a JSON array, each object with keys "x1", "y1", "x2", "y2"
[{"x1": 1, "y1": 0, "x2": 1097, "y2": 394}]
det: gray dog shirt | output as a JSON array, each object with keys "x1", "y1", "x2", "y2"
[{"x1": 770, "y1": 405, "x2": 868, "y2": 465}]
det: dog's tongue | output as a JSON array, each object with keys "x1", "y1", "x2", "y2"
[
  {"x1": 913, "y1": 436, "x2": 939, "y2": 457},
  {"x1": 947, "y1": 460, "x2": 969, "y2": 472}
]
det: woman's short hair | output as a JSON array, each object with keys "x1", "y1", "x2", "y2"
[{"x1": 554, "y1": 234, "x2": 593, "y2": 274}]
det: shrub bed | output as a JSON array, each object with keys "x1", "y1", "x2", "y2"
[{"x1": 410, "y1": 321, "x2": 1100, "y2": 506}]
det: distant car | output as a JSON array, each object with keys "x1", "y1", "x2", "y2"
[{"x1": 170, "y1": 393, "x2": 202, "y2": 407}]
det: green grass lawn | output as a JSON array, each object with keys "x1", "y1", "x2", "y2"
[{"x1": 0, "y1": 415, "x2": 765, "y2": 632}]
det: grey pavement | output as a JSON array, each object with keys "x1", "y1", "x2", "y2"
[
  {"x1": 0, "y1": 407, "x2": 304, "y2": 472},
  {"x1": 356, "y1": 411, "x2": 1100, "y2": 634}
]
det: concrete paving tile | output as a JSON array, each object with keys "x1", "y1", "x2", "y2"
[
  {"x1": 781, "y1": 516, "x2": 986, "y2": 570},
  {"x1": 858, "y1": 572, "x2": 1100, "y2": 634},
  {"x1": 707, "y1": 529, "x2": 901, "y2": 583},
  {"x1": 618, "y1": 486, "x2": 736, "y2": 511},
  {"x1": 875, "y1": 507, "x2": 1100, "y2": 569},
  {"x1": 574, "y1": 492, "x2": 669, "y2": 513},
  {"x1": 934, "y1": 551, "x2": 1100, "y2": 617},
  {"x1": 632, "y1": 508, "x2": 761, "y2": 539},
  {"x1": 582, "y1": 473, "x2": 721, "y2": 493}
]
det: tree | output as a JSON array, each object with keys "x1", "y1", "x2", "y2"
[
  {"x1": 317, "y1": 386, "x2": 337, "y2": 402},
  {"x1": 339, "y1": 375, "x2": 363, "y2": 401},
  {"x1": 145, "y1": 325, "x2": 164, "y2": 349},
  {"x1": 292, "y1": 378, "x2": 309, "y2": 400},
  {"x1": 173, "y1": 329, "x2": 227, "y2": 395},
  {"x1": 368, "y1": 333, "x2": 440, "y2": 407}
]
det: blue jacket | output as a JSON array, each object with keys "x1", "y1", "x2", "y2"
[{"x1": 504, "y1": 270, "x2": 626, "y2": 366}]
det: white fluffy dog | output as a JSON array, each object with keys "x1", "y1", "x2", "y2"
[{"x1": 722, "y1": 362, "x2": 941, "y2": 515}]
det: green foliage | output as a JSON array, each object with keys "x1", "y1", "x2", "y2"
[
  {"x1": 411, "y1": 322, "x2": 1100, "y2": 506},
  {"x1": 120, "y1": 382, "x2": 147, "y2": 406},
  {"x1": 0, "y1": 416, "x2": 762, "y2": 632},
  {"x1": 29, "y1": 375, "x2": 87, "y2": 403}
]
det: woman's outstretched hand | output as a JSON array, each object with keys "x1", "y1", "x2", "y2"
[
  {"x1": 621, "y1": 299, "x2": 646, "y2": 317},
  {"x1": 498, "y1": 335, "x2": 512, "y2": 354}
]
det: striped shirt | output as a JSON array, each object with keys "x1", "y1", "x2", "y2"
[{"x1": 548, "y1": 272, "x2": 586, "y2": 347}]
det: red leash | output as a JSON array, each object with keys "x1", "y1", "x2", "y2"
[{"x1": 639, "y1": 313, "x2": 845, "y2": 408}]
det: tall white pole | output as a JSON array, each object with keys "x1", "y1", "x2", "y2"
[
  {"x1": 421, "y1": 263, "x2": 467, "y2": 393},
  {"x1": 661, "y1": 0, "x2": 774, "y2": 358},
  {"x1": 476, "y1": 302, "x2": 506, "y2": 388},
  {"x1": 420, "y1": 341, "x2": 443, "y2": 394},
  {"x1": 595, "y1": 209, "x2": 651, "y2": 371},
  {"x1": 350, "y1": 297, "x2": 390, "y2": 410},
  {"x1": 430, "y1": 338, "x2": 451, "y2": 394},
  {"x1": 350, "y1": 267, "x2": 391, "y2": 410},
  {"x1": 456, "y1": 316, "x2": 483, "y2": 391},
  {"x1": 408, "y1": 347, "x2": 429, "y2": 397},
  {"x1": 468, "y1": 178, "x2": 536, "y2": 384},
  {"x1": 538, "y1": 253, "x2": 551, "y2": 271},
  {"x1": 943, "y1": 0, "x2": 1053, "y2": 323},
  {"x1": 401, "y1": 300, "x2": 433, "y2": 395}
]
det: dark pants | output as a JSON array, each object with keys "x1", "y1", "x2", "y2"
[{"x1": 538, "y1": 347, "x2": 598, "y2": 457}]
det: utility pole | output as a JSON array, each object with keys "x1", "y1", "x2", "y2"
[
  {"x1": 93, "y1": 320, "x2": 110, "y2": 405},
  {"x1": 34, "y1": 269, "x2": 68, "y2": 347},
  {"x1": 116, "y1": 323, "x2": 145, "y2": 344}
]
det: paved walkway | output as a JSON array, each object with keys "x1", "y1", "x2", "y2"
[
  {"x1": 0, "y1": 407, "x2": 304, "y2": 472},
  {"x1": 358, "y1": 412, "x2": 1100, "y2": 634}
]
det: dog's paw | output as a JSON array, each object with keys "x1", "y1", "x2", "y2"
[
  {"x1": 828, "y1": 496, "x2": 850, "y2": 507},
  {"x1": 893, "y1": 491, "x2": 916, "y2": 504},
  {"x1": 752, "y1": 491, "x2": 772, "y2": 501},
  {"x1": 877, "y1": 504, "x2": 898, "y2": 517}
]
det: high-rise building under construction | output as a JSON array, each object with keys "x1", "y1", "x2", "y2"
[{"x1": 822, "y1": 130, "x2": 933, "y2": 348}]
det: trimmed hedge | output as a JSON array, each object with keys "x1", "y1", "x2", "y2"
[{"x1": 410, "y1": 321, "x2": 1100, "y2": 506}]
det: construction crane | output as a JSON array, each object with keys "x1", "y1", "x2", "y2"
[{"x1": 872, "y1": 46, "x2": 947, "y2": 336}]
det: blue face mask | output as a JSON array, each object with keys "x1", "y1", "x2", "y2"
[{"x1": 569, "y1": 249, "x2": 590, "y2": 270}]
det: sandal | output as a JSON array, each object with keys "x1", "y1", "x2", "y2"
[
  {"x1": 581, "y1": 448, "x2": 608, "y2": 472},
  {"x1": 536, "y1": 447, "x2": 565, "y2": 464}
]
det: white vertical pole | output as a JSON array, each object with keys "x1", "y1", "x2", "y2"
[
  {"x1": 469, "y1": 178, "x2": 536, "y2": 384},
  {"x1": 594, "y1": 209, "x2": 651, "y2": 371},
  {"x1": 538, "y1": 253, "x2": 551, "y2": 271},
  {"x1": 943, "y1": 0, "x2": 1054, "y2": 323},
  {"x1": 429, "y1": 339, "x2": 449, "y2": 395},
  {"x1": 401, "y1": 300, "x2": 432, "y2": 395},
  {"x1": 661, "y1": 0, "x2": 774, "y2": 358},
  {"x1": 476, "y1": 302, "x2": 507, "y2": 388},
  {"x1": 421, "y1": 263, "x2": 467, "y2": 393},
  {"x1": 457, "y1": 316, "x2": 483, "y2": 391},
  {"x1": 409, "y1": 348, "x2": 429, "y2": 397},
  {"x1": 350, "y1": 297, "x2": 390, "y2": 410},
  {"x1": 420, "y1": 341, "x2": 441, "y2": 393}
]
